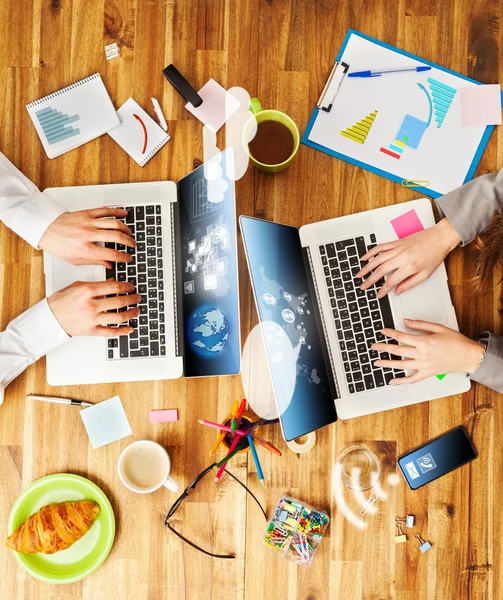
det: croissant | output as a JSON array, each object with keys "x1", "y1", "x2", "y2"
[{"x1": 6, "y1": 500, "x2": 100, "y2": 554}]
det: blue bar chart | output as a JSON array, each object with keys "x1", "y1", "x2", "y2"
[
  {"x1": 35, "y1": 106, "x2": 81, "y2": 145},
  {"x1": 426, "y1": 78, "x2": 457, "y2": 129}
]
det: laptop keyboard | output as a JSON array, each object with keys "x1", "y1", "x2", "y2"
[
  {"x1": 105, "y1": 205, "x2": 167, "y2": 360},
  {"x1": 319, "y1": 233, "x2": 405, "y2": 394}
]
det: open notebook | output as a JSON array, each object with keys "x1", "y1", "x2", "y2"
[{"x1": 26, "y1": 73, "x2": 120, "y2": 159}]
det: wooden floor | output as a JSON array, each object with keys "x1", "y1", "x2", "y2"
[{"x1": 1, "y1": 1, "x2": 502, "y2": 598}]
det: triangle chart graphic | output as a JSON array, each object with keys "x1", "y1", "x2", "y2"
[{"x1": 340, "y1": 110, "x2": 378, "y2": 144}]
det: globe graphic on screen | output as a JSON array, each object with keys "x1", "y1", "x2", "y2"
[{"x1": 187, "y1": 306, "x2": 229, "y2": 356}]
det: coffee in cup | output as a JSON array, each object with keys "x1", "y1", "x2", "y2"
[{"x1": 118, "y1": 440, "x2": 179, "y2": 494}]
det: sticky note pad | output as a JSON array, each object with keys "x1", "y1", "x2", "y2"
[
  {"x1": 185, "y1": 79, "x2": 241, "y2": 132},
  {"x1": 80, "y1": 396, "x2": 132, "y2": 449},
  {"x1": 460, "y1": 84, "x2": 502, "y2": 127},
  {"x1": 149, "y1": 409, "x2": 178, "y2": 423},
  {"x1": 390, "y1": 209, "x2": 424, "y2": 239}
]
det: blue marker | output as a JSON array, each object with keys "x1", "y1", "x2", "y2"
[
  {"x1": 348, "y1": 66, "x2": 432, "y2": 78},
  {"x1": 248, "y1": 436, "x2": 264, "y2": 486}
]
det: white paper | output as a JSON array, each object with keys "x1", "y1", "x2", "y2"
[
  {"x1": 80, "y1": 396, "x2": 132, "y2": 449},
  {"x1": 185, "y1": 79, "x2": 241, "y2": 133},
  {"x1": 308, "y1": 35, "x2": 494, "y2": 195}
]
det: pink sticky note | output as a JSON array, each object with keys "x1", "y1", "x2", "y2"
[
  {"x1": 185, "y1": 79, "x2": 241, "y2": 132},
  {"x1": 390, "y1": 209, "x2": 424, "y2": 239},
  {"x1": 460, "y1": 84, "x2": 502, "y2": 127},
  {"x1": 149, "y1": 409, "x2": 178, "y2": 423}
]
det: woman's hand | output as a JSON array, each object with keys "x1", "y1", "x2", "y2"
[
  {"x1": 357, "y1": 218, "x2": 461, "y2": 299},
  {"x1": 372, "y1": 319, "x2": 485, "y2": 384},
  {"x1": 39, "y1": 208, "x2": 135, "y2": 269},
  {"x1": 48, "y1": 280, "x2": 141, "y2": 337}
]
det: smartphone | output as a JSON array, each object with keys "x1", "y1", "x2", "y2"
[{"x1": 397, "y1": 426, "x2": 477, "y2": 490}]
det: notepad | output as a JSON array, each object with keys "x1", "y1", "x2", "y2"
[
  {"x1": 460, "y1": 84, "x2": 502, "y2": 127},
  {"x1": 185, "y1": 79, "x2": 241, "y2": 132},
  {"x1": 108, "y1": 98, "x2": 170, "y2": 166},
  {"x1": 390, "y1": 209, "x2": 424, "y2": 239},
  {"x1": 80, "y1": 396, "x2": 132, "y2": 449},
  {"x1": 26, "y1": 73, "x2": 120, "y2": 159}
]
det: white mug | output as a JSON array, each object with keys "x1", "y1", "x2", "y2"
[{"x1": 118, "y1": 440, "x2": 179, "y2": 493}]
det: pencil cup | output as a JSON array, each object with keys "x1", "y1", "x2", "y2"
[{"x1": 221, "y1": 411, "x2": 261, "y2": 453}]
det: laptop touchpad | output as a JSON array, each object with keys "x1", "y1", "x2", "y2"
[
  {"x1": 398, "y1": 271, "x2": 448, "y2": 325},
  {"x1": 53, "y1": 259, "x2": 103, "y2": 292}
]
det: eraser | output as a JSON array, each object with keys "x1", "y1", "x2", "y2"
[{"x1": 149, "y1": 409, "x2": 178, "y2": 423}]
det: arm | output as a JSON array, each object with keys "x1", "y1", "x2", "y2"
[
  {"x1": 470, "y1": 332, "x2": 503, "y2": 393},
  {"x1": 0, "y1": 300, "x2": 69, "y2": 405},
  {"x1": 435, "y1": 168, "x2": 503, "y2": 246}
]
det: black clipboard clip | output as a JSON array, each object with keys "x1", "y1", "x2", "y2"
[
  {"x1": 316, "y1": 61, "x2": 349, "y2": 113},
  {"x1": 163, "y1": 64, "x2": 203, "y2": 108}
]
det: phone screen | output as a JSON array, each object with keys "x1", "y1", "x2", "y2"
[{"x1": 398, "y1": 426, "x2": 476, "y2": 490}]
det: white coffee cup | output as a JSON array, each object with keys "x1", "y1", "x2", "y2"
[{"x1": 118, "y1": 440, "x2": 179, "y2": 493}]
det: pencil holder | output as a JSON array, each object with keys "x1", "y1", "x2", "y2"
[
  {"x1": 263, "y1": 496, "x2": 329, "y2": 567},
  {"x1": 221, "y1": 411, "x2": 261, "y2": 454}
]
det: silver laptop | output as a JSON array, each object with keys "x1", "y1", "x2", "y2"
[
  {"x1": 44, "y1": 151, "x2": 241, "y2": 386},
  {"x1": 240, "y1": 198, "x2": 470, "y2": 427}
]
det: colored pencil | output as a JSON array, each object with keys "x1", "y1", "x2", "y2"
[
  {"x1": 214, "y1": 434, "x2": 242, "y2": 482},
  {"x1": 198, "y1": 420, "x2": 247, "y2": 437},
  {"x1": 248, "y1": 436, "x2": 264, "y2": 485},
  {"x1": 234, "y1": 398, "x2": 247, "y2": 431},
  {"x1": 210, "y1": 430, "x2": 227, "y2": 455},
  {"x1": 230, "y1": 400, "x2": 239, "y2": 434},
  {"x1": 215, "y1": 440, "x2": 248, "y2": 468},
  {"x1": 251, "y1": 434, "x2": 282, "y2": 456}
]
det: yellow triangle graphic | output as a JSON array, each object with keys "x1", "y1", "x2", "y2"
[{"x1": 340, "y1": 110, "x2": 378, "y2": 144}]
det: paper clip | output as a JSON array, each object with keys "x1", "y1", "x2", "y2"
[
  {"x1": 415, "y1": 533, "x2": 432, "y2": 553},
  {"x1": 395, "y1": 515, "x2": 415, "y2": 528},
  {"x1": 360, "y1": 492, "x2": 379, "y2": 515},
  {"x1": 395, "y1": 523, "x2": 407, "y2": 544},
  {"x1": 401, "y1": 180, "x2": 430, "y2": 188}
]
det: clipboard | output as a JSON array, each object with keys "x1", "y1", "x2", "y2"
[{"x1": 302, "y1": 29, "x2": 503, "y2": 199}]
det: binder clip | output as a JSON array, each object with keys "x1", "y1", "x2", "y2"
[
  {"x1": 316, "y1": 61, "x2": 350, "y2": 113},
  {"x1": 395, "y1": 523, "x2": 407, "y2": 544},
  {"x1": 395, "y1": 515, "x2": 415, "y2": 528},
  {"x1": 415, "y1": 533, "x2": 432, "y2": 553}
]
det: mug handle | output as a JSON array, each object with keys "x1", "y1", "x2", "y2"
[
  {"x1": 249, "y1": 98, "x2": 263, "y2": 115},
  {"x1": 163, "y1": 475, "x2": 180, "y2": 492}
]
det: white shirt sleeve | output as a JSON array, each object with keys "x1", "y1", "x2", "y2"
[
  {"x1": 0, "y1": 151, "x2": 66, "y2": 248},
  {"x1": 0, "y1": 152, "x2": 69, "y2": 404},
  {"x1": 0, "y1": 299, "x2": 69, "y2": 405}
]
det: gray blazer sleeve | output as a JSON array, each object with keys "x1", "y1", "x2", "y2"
[
  {"x1": 470, "y1": 332, "x2": 503, "y2": 392},
  {"x1": 435, "y1": 168, "x2": 503, "y2": 246}
]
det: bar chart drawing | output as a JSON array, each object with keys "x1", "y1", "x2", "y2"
[
  {"x1": 35, "y1": 106, "x2": 81, "y2": 145},
  {"x1": 340, "y1": 110, "x2": 378, "y2": 144},
  {"x1": 426, "y1": 78, "x2": 457, "y2": 129}
]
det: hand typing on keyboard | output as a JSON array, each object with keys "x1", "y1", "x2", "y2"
[
  {"x1": 39, "y1": 207, "x2": 136, "y2": 269},
  {"x1": 356, "y1": 218, "x2": 461, "y2": 299},
  {"x1": 48, "y1": 281, "x2": 141, "y2": 337},
  {"x1": 371, "y1": 320, "x2": 485, "y2": 384}
]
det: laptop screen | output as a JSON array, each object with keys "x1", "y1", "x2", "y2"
[
  {"x1": 240, "y1": 216, "x2": 337, "y2": 441},
  {"x1": 177, "y1": 150, "x2": 240, "y2": 377}
]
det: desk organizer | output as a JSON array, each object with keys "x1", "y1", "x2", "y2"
[{"x1": 263, "y1": 496, "x2": 329, "y2": 567}]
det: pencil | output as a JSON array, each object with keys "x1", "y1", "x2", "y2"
[
  {"x1": 251, "y1": 434, "x2": 282, "y2": 456},
  {"x1": 198, "y1": 420, "x2": 247, "y2": 437},
  {"x1": 215, "y1": 439, "x2": 248, "y2": 468},
  {"x1": 234, "y1": 398, "x2": 247, "y2": 431},
  {"x1": 214, "y1": 434, "x2": 242, "y2": 482},
  {"x1": 248, "y1": 436, "x2": 264, "y2": 486},
  {"x1": 210, "y1": 430, "x2": 227, "y2": 455},
  {"x1": 230, "y1": 400, "x2": 239, "y2": 434}
]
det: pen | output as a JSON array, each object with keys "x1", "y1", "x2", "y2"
[
  {"x1": 248, "y1": 436, "x2": 265, "y2": 486},
  {"x1": 26, "y1": 395, "x2": 94, "y2": 407},
  {"x1": 348, "y1": 66, "x2": 431, "y2": 78},
  {"x1": 151, "y1": 97, "x2": 168, "y2": 131}
]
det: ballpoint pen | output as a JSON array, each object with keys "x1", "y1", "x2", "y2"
[
  {"x1": 26, "y1": 395, "x2": 94, "y2": 407},
  {"x1": 348, "y1": 65, "x2": 431, "y2": 78}
]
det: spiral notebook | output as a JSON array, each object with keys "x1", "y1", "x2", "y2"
[
  {"x1": 107, "y1": 98, "x2": 171, "y2": 167},
  {"x1": 26, "y1": 73, "x2": 120, "y2": 159}
]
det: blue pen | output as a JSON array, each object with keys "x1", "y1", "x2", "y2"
[
  {"x1": 348, "y1": 66, "x2": 432, "y2": 78},
  {"x1": 248, "y1": 436, "x2": 264, "y2": 486}
]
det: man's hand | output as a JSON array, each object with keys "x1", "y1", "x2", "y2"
[
  {"x1": 39, "y1": 208, "x2": 135, "y2": 268},
  {"x1": 372, "y1": 319, "x2": 485, "y2": 384},
  {"x1": 48, "y1": 280, "x2": 141, "y2": 337}
]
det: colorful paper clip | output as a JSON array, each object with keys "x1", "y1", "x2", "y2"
[
  {"x1": 401, "y1": 179, "x2": 430, "y2": 188},
  {"x1": 415, "y1": 533, "x2": 432, "y2": 553},
  {"x1": 395, "y1": 515, "x2": 415, "y2": 528}
]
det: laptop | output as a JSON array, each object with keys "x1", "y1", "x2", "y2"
[
  {"x1": 240, "y1": 198, "x2": 470, "y2": 437},
  {"x1": 44, "y1": 150, "x2": 240, "y2": 385}
]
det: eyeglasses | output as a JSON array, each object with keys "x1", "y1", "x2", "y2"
[{"x1": 164, "y1": 463, "x2": 268, "y2": 559}]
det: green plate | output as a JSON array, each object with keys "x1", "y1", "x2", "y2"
[{"x1": 7, "y1": 473, "x2": 115, "y2": 584}]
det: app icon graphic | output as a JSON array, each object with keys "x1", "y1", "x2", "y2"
[
  {"x1": 405, "y1": 461, "x2": 420, "y2": 480},
  {"x1": 417, "y1": 453, "x2": 436, "y2": 474}
]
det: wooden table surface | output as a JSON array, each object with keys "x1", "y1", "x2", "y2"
[{"x1": 1, "y1": 1, "x2": 502, "y2": 599}]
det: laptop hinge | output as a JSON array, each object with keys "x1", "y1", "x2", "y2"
[
  {"x1": 171, "y1": 200, "x2": 184, "y2": 358},
  {"x1": 302, "y1": 246, "x2": 340, "y2": 402}
]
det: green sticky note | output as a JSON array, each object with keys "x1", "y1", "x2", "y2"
[{"x1": 436, "y1": 374, "x2": 446, "y2": 381}]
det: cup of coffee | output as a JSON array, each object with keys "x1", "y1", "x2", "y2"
[
  {"x1": 244, "y1": 98, "x2": 300, "y2": 173},
  {"x1": 118, "y1": 440, "x2": 179, "y2": 494}
]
